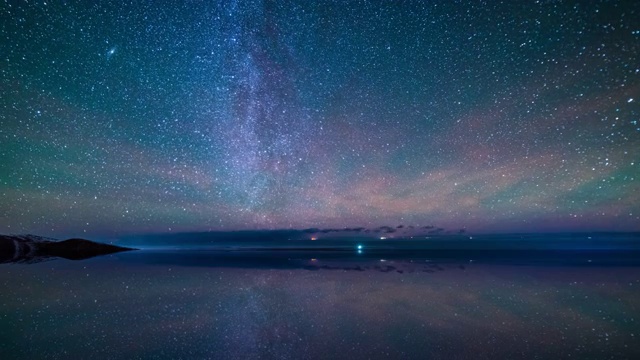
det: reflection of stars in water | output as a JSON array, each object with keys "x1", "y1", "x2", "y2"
[{"x1": 2, "y1": 262, "x2": 639, "y2": 358}]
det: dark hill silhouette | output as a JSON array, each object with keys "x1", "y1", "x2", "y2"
[{"x1": 0, "y1": 235, "x2": 136, "y2": 263}]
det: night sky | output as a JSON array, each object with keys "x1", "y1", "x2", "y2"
[{"x1": 1, "y1": 0, "x2": 639, "y2": 238}]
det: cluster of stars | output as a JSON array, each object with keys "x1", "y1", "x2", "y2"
[{"x1": 0, "y1": 0, "x2": 638, "y2": 238}]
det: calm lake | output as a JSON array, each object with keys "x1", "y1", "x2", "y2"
[{"x1": 1, "y1": 248, "x2": 639, "y2": 359}]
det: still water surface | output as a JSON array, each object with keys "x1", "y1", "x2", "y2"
[{"x1": 1, "y1": 249, "x2": 639, "y2": 359}]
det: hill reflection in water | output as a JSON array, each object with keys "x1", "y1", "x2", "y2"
[{"x1": 1, "y1": 239, "x2": 640, "y2": 359}]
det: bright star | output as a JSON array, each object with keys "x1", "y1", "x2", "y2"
[{"x1": 106, "y1": 46, "x2": 117, "y2": 60}]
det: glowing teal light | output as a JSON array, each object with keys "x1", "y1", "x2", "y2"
[{"x1": 357, "y1": 244, "x2": 363, "y2": 250}]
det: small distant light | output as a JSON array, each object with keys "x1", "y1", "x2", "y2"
[
  {"x1": 311, "y1": 258, "x2": 317, "y2": 262},
  {"x1": 379, "y1": 236, "x2": 387, "y2": 240},
  {"x1": 311, "y1": 237, "x2": 317, "y2": 241},
  {"x1": 357, "y1": 244, "x2": 363, "y2": 250},
  {"x1": 357, "y1": 249, "x2": 362, "y2": 254}
]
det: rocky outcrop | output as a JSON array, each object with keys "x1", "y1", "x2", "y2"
[{"x1": 0, "y1": 235, "x2": 136, "y2": 263}]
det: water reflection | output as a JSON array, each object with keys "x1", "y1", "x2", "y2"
[{"x1": 0, "y1": 250, "x2": 639, "y2": 359}]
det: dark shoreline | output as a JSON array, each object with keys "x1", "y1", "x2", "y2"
[{"x1": 0, "y1": 235, "x2": 136, "y2": 264}]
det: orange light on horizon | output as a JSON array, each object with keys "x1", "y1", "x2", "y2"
[{"x1": 311, "y1": 237, "x2": 317, "y2": 241}]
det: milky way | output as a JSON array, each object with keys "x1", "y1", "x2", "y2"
[{"x1": 1, "y1": 1, "x2": 639, "y2": 238}]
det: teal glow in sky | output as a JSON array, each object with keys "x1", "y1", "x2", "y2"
[{"x1": 1, "y1": 0, "x2": 639, "y2": 238}]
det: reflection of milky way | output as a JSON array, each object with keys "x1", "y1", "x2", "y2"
[
  {"x1": 1, "y1": 1, "x2": 639, "y2": 237},
  {"x1": 1, "y1": 261, "x2": 639, "y2": 358}
]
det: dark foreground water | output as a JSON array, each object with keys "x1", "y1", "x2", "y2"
[{"x1": 1, "y1": 249, "x2": 639, "y2": 359}]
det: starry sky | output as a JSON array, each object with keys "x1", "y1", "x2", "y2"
[{"x1": 1, "y1": 0, "x2": 639, "y2": 238}]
